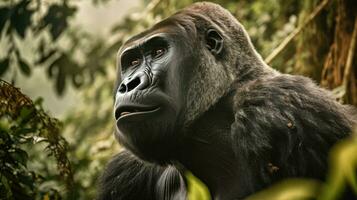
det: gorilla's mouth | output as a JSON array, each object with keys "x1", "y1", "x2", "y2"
[{"x1": 115, "y1": 104, "x2": 160, "y2": 121}]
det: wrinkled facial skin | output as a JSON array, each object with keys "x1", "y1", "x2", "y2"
[{"x1": 114, "y1": 27, "x2": 194, "y2": 163}]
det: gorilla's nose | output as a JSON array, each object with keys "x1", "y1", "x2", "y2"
[{"x1": 118, "y1": 72, "x2": 150, "y2": 94}]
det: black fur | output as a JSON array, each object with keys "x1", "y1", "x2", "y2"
[
  {"x1": 231, "y1": 74, "x2": 354, "y2": 193},
  {"x1": 98, "y1": 151, "x2": 186, "y2": 200},
  {"x1": 98, "y1": 2, "x2": 356, "y2": 200}
]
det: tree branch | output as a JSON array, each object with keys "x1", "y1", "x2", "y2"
[
  {"x1": 264, "y1": 0, "x2": 329, "y2": 64},
  {"x1": 342, "y1": 17, "x2": 357, "y2": 88}
]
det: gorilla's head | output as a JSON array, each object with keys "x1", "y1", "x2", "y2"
[{"x1": 114, "y1": 2, "x2": 269, "y2": 163}]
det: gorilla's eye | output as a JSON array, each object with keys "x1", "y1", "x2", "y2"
[
  {"x1": 121, "y1": 50, "x2": 142, "y2": 70},
  {"x1": 130, "y1": 58, "x2": 141, "y2": 67},
  {"x1": 152, "y1": 47, "x2": 166, "y2": 59}
]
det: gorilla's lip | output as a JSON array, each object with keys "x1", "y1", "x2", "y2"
[{"x1": 115, "y1": 104, "x2": 160, "y2": 121}]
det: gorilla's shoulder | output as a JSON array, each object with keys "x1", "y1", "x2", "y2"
[
  {"x1": 232, "y1": 74, "x2": 354, "y2": 156},
  {"x1": 230, "y1": 74, "x2": 355, "y2": 183},
  {"x1": 235, "y1": 74, "x2": 350, "y2": 114}
]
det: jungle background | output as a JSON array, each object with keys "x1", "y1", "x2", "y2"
[{"x1": 0, "y1": 0, "x2": 356, "y2": 199}]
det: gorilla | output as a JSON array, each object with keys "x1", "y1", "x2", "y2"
[{"x1": 98, "y1": 2, "x2": 356, "y2": 200}]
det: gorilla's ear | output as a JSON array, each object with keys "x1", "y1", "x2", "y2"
[{"x1": 205, "y1": 29, "x2": 223, "y2": 56}]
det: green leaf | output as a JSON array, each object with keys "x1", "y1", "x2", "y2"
[
  {"x1": 318, "y1": 137, "x2": 357, "y2": 200},
  {"x1": 56, "y1": 71, "x2": 66, "y2": 95},
  {"x1": 1, "y1": 175, "x2": 13, "y2": 199},
  {"x1": 36, "y1": 49, "x2": 57, "y2": 65},
  {"x1": 0, "y1": 58, "x2": 10, "y2": 76},
  {"x1": 34, "y1": 97, "x2": 44, "y2": 105},
  {"x1": 20, "y1": 107, "x2": 32, "y2": 119},
  {"x1": 10, "y1": 0, "x2": 34, "y2": 38},
  {"x1": 42, "y1": 3, "x2": 77, "y2": 40},
  {"x1": 72, "y1": 73, "x2": 84, "y2": 88},
  {"x1": 15, "y1": 127, "x2": 35, "y2": 136},
  {"x1": 19, "y1": 107, "x2": 35, "y2": 124},
  {"x1": 246, "y1": 179, "x2": 321, "y2": 200},
  {"x1": 186, "y1": 171, "x2": 211, "y2": 200},
  {"x1": 18, "y1": 171, "x2": 35, "y2": 189},
  {"x1": 0, "y1": 6, "x2": 10, "y2": 34},
  {"x1": 10, "y1": 148, "x2": 28, "y2": 166},
  {"x1": 18, "y1": 58, "x2": 31, "y2": 76}
]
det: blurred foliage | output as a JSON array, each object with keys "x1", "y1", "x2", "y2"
[
  {"x1": 62, "y1": 68, "x2": 120, "y2": 199},
  {"x1": 0, "y1": 80, "x2": 72, "y2": 199},
  {"x1": 0, "y1": 0, "x2": 356, "y2": 199},
  {"x1": 186, "y1": 171, "x2": 211, "y2": 200},
  {"x1": 247, "y1": 134, "x2": 357, "y2": 200},
  {"x1": 246, "y1": 179, "x2": 321, "y2": 200},
  {"x1": 0, "y1": 0, "x2": 110, "y2": 95},
  {"x1": 186, "y1": 134, "x2": 357, "y2": 200}
]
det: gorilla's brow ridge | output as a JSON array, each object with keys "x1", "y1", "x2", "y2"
[{"x1": 120, "y1": 34, "x2": 169, "y2": 57}]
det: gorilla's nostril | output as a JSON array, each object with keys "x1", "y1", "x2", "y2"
[
  {"x1": 127, "y1": 77, "x2": 141, "y2": 92},
  {"x1": 119, "y1": 72, "x2": 150, "y2": 93},
  {"x1": 118, "y1": 83, "x2": 127, "y2": 93}
]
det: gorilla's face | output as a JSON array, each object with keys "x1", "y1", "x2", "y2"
[
  {"x1": 114, "y1": 24, "x2": 193, "y2": 162},
  {"x1": 114, "y1": 18, "x2": 224, "y2": 163}
]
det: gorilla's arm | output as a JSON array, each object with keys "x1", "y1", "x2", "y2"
[
  {"x1": 97, "y1": 151, "x2": 187, "y2": 200},
  {"x1": 232, "y1": 74, "x2": 354, "y2": 194}
]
